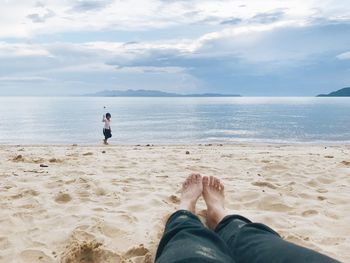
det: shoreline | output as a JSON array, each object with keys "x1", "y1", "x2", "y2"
[
  {"x1": 1, "y1": 141, "x2": 350, "y2": 147},
  {"x1": 1, "y1": 144, "x2": 349, "y2": 262}
]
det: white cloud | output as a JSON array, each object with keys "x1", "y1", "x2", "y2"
[
  {"x1": 336, "y1": 52, "x2": 350, "y2": 60},
  {"x1": 69, "y1": 0, "x2": 114, "y2": 12},
  {"x1": 0, "y1": 0, "x2": 349, "y2": 38},
  {"x1": 27, "y1": 8, "x2": 55, "y2": 23},
  {"x1": 0, "y1": 0, "x2": 349, "y2": 95},
  {"x1": 0, "y1": 76, "x2": 51, "y2": 82},
  {"x1": 0, "y1": 42, "x2": 51, "y2": 57}
]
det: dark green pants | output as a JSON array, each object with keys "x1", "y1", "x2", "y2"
[{"x1": 156, "y1": 210, "x2": 339, "y2": 263}]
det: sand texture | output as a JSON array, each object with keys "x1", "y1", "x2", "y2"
[{"x1": 0, "y1": 144, "x2": 349, "y2": 262}]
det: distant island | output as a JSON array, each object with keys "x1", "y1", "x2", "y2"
[
  {"x1": 84, "y1": 89, "x2": 241, "y2": 97},
  {"x1": 317, "y1": 87, "x2": 350, "y2": 97}
]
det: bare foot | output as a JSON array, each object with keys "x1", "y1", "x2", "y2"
[
  {"x1": 178, "y1": 173, "x2": 203, "y2": 213},
  {"x1": 203, "y1": 176, "x2": 228, "y2": 229}
]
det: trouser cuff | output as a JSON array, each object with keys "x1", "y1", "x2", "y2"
[{"x1": 166, "y1": 210, "x2": 200, "y2": 227}]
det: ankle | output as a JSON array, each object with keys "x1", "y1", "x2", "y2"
[
  {"x1": 207, "y1": 207, "x2": 227, "y2": 228},
  {"x1": 179, "y1": 200, "x2": 196, "y2": 213}
]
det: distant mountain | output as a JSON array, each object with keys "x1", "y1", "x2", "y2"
[
  {"x1": 317, "y1": 87, "x2": 350, "y2": 97},
  {"x1": 85, "y1": 89, "x2": 241, "y2": 97}
]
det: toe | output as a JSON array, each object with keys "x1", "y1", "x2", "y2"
[
  {"x1": 203, "y1": 176, "x2": 209, "y2": 186},
  {"x1": 220, "y1": 182, "x2": 224, "y2": 192},
  {"x1": 189, "y1": 173, "x2": 195, "y2": 182},
  {"x1": 184, "y1": 177, "x2": 191, "y2": 187},
  {"x1": 194, "y1": 173, "x2": 201, "y2": 183},
  {"x1": 214, "y1": 178, "x2": 220, "y2": 189},
  {"x1": 209, "y1": 176, "x2": 215, "y2": 187},
  {"x1": 188, "y1": 174, "x2": 195, "y2": 184},
  {"x1": 217, "y1": 179, "x2": 221, "y2": 189}
]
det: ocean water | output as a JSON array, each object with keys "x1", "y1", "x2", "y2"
[{"x1": 0, "y1": 97, "x2": 349, "y2": 144}]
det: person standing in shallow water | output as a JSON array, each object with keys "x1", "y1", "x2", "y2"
[
  {"x1": 156, "y1": 173, "x2": 339, "y2": 263},
  {"x1": 102, "y1": 113, "x2": 112, "y2": 145}
]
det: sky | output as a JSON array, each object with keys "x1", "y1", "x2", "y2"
[{"x1": 0, "y1": 0, "x2": 350, "y2": 96}]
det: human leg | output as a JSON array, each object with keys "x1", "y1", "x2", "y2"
[
  {"x1": 215, "y1": 215, "x2": 339, "y2": 263},
  {"x1": 203, "y1": 176, "x2": 339, "y2": 263},
  {"x1": 156, "y1": 210, "x2": 234, "y2": 263},
  {"x1": 103, "y1": 129, "x2": 108, "y2": 144},
  {"x1": 155, "y1": 174, "x2": 233, "y2": 263}
]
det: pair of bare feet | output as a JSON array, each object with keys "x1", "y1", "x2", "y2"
[{"x1": 179, "y1": 173, "x2": 228, "y2": 230}]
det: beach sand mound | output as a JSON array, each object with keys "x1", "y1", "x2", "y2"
[
  {"x1": 61, "y1": 241, "x2": 121, "y2": 263},
  {"x1": 61, "y1": 241, "x2": 152, "y2": 263}
]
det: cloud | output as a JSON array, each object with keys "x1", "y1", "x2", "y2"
[
  {"x1": 27, "y1": 14, "x2": 45, "y2": 23},
  {"x1": 0, "y1": 76, "x2": 52, "y2": 82},
  {"x1": 336, "y1": 51, "x2": 350, "y2": 60},
  {"x1": 220, "y1": 18, "x2": 242, "y2": 25},
  {"x1": 0, "y1": 0, "x2": 350, "y2": 96},
  {"x1": 3, "y1": 14, "x2": 349, "y2": 93},
  {"x1": 35, "y1": 1, "x2": 45, "y2": 8},
  {"x1": 0, "y1": 42, "x2": 51, "y2": 57},
  {"x1": 250, "y1": 10, "x2": 285, "y2": 24},
  {"x1": 1, "y1": 0, "x2": 349, "y2": 39},
  {"x1": 27, "y1": 9, "x2": 55, "y2": 23},
  {"x1": 114, "y1": 66, "x2": 185, "y2": 74},
  {"x1": 0, "y1": 40, "x2": 201, "y2": 95},
  {"x1": 70, "y1": 0, "x2": 115, "y2": 12}
]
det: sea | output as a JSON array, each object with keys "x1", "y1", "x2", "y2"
[{"x1": 0, "y1": 97, "x2": 349, "y2": 144}]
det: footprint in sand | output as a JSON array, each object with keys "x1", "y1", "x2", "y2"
[
  {"x1": 54, "y1": 192, "x2": 72, "y2": 204},
  {"x1": 252, "y1": 181, "x2": 277, "y2": 189},
  {"x1": 98, "y1": 223, "x2": 128, "y2": 239},
  {"x1": 12, "y1": 154, "x2": 25, "y2": 162},
  {"x1": 302, "y1": 209, "x2": 318, "y2": 217},
  {"x1": 123, "y1": 244, "x2": 152, "y2": 263},
  {"x1": 168, "y1": 195, "x2": 180, "y2": 204},
  {"x1": 95, "y1": 187, "x2": 107, "y2": 196},
  {"x1": 49, "y1": 158, "x2": 62, "y2": 163},
  {"x1": 11, "y1": 193, "x2": 24, "y2": 199},
  {"x1": 340, "y1": 160, "x2": 350, "y2": 166},
  {"x1": 114, "y1": 212, "x2": 138, "y2": 224}
]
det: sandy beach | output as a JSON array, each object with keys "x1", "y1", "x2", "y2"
[{"x1": 0, "y1": 144, "x2": 349, "y2": 262}]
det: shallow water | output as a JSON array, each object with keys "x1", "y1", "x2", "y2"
[{"x1": 0, "y1": 97, "x2": 349, "y2": 144}]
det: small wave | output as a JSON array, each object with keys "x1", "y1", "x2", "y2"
[{"x1": 206, "y1": 129, "x2": 259, "y2": 136}]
